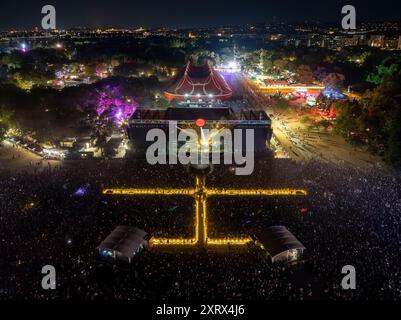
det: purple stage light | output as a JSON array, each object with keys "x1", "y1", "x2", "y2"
[
  {"x1": 73, "y1": 187, "x2": 87, "y2": 197},
  {"x1": 96, "y1": 91, "x2": 138, "y2": 122}
]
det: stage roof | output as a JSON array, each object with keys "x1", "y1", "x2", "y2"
[
  {"x1": 165, "y1": 107, "x2": 231, "y2": 120},
  {"x1": 98, "y1": 226, "x2": 148, "y2": 259},
  {"x1": 165, "y1": 62, "x2": 232, "y2": 101},
  {"x1": 129, "y1": 107, "x2": 270, "y2": 124},
  {"x1": 257, "y1": 226, "x2": 305, "y2": 259}
]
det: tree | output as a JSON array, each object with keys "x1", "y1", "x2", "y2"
[
  {"x1": 219, "y1": 47, "x2": 234, "y2": 64},
  {"x1": 334, "y1": 74, "x2": 401, "y2": 165},
  {"x1": 0, "y1": 65, "x2": 7, "y2": 80},
  {"x1": 95, "y1": 63, "x2": 109, "y2": 77},
  {"x1": 0, "y1": 105, "x2": 14, "y2": 141},
  {"x1": 386, "y1": 108, "x2": 401, "y2": 168},
  {"x1": 367, "y1": 55, "x2": 401, "y2": 85},
  {"x1": 113, "y1": 63, "x2": 138, "y2": 77},
  {"x1": 273, "y1": 59, "x2": 287, "y2": 72},
  {"x1": 13, "y1": 73, "x2": 34, "y2": 91},
  {"x1": 85, "y1": 64, "x2": 97, "y2": 77},
  {"x1": 275, "y1": 97, "x2": 289, "y2": 110},
  {"x1": 259, "y1": 49, "x2": 273, "y2": 73},
  {"x1": 170, "y1": 38, "x2": 186, "y2": 49},
  {"x1": 154, "y1": 96, "x2": 170, "y2": 109},
  {"x1": 323, "y1": 73, "x2": 345, "y2": 91},
  {"x1": 334, "y1": 101, "x2": 361, "y2": 138},
  {"x1": 295, "y1": 64, "x2": 314, "y2": 84},
  {"x1": 189, "y1": 51, "x2": 217, "y2": 66},
  {"x1": 300, "y1": 116, "x2": 312, "y2": 124},
  {"x1": 314, "y1": 66, "x2": 328, "y2": 83},
  {"x1": 169, "y1": 98, "x2": 180, "y2": 108},
  {"x1": 1, "y1": 52, "x2": 23, "y2": 69}
]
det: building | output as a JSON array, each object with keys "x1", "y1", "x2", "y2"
[
  {"x1": 164, "y1": 62, "x2": 232, "y2": 101},
  {"x1": 370, "y1": 35, "x2": 385, "y2": 48},
  {"x1": 127, "y1": 105, "x2": 272, "y2": 155}
]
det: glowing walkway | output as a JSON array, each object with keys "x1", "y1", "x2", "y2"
[
  {"x1": 103, "y1": 188, "x2": 196, "y2": 196},
  {"x1": 103, "y1": 176, "x2": 308, "y2": 247},
  {"x1": 206, "y1": 188, "x2": 307, "y2": 196}
]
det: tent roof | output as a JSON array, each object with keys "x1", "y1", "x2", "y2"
[
  {"x1": 165, "y1": 62, "x2": 232, "y2": 100},
  {"x1": 257, "y1": 226, "x2": 305, "y2": 258},
  {"x1": 98, "y1": 226, "x2": 148, "y2": 259}
]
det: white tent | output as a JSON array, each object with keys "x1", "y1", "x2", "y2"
[{"x1": 256, "y1": 226, "x2": 305, "y2": 263}]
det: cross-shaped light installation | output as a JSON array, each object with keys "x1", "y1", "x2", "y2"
[{"x1": 103, "y1": 175, "x2": 307, "y2": 247}]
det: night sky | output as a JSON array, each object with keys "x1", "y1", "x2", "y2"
[{"x1": 0, "y1": 0, "x2": 400, "y2": 30}]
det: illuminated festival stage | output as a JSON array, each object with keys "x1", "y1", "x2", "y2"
[{"x1": 103, "y1": 176, "x2": 308, "y2": 247}]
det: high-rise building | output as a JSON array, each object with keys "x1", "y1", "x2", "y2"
[{"x1": 370, "y1": 35, "x2": 385, "y2": 47}]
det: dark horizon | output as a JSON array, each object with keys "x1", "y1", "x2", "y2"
[{"x1": 0, "y1": 0, "x2": 400, "y2": 31}]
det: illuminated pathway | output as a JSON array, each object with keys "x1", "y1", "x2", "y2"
[{"x1": 103, "y1": 176, "x2": 308, "y2": 247}]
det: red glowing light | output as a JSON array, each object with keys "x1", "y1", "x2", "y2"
[
  {"x1": 195, "y1": 118, "x2": 206, "y2": 127},
  {"x1": 300, "y1": 208, "x2": 308, "y2": 214}
]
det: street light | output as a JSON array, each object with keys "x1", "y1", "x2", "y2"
[{"x1": 20, "y1": 43, "x2": 28, "y2": 52}]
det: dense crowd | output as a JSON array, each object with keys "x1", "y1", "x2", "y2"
[{"x1": 0, "y1": 157, "x2": 400, "y2": 300}]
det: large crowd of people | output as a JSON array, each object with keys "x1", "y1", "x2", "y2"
[{"x1": 0, "y1": 156, "x2": 400, "y2": 300}]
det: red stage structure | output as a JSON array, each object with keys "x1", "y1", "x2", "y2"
[{"x1": 164, "y1": 62, "x2": 233, "y2": 101}]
